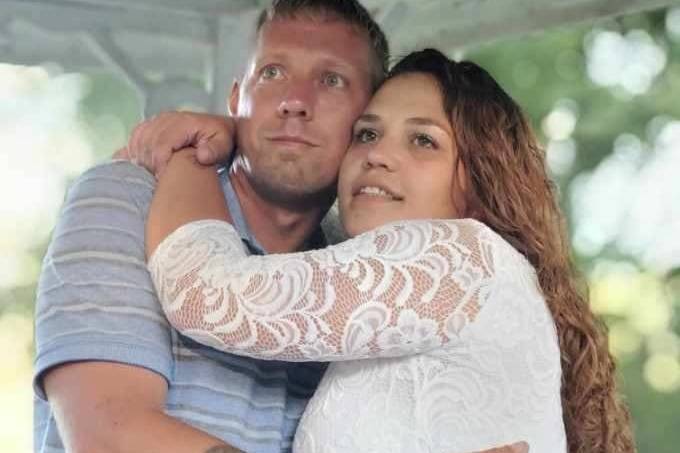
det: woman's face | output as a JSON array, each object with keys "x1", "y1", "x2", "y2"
[{"x1": 338, "y1": 73, "x2": 466, "y2": 237}]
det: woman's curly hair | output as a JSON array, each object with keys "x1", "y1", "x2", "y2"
[{"x1": 388, "y1": 48, "x2": 635, "y2": 453}]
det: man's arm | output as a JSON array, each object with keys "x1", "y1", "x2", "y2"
[
  {"x1": 44, "y1": 362, "x2": 239, "y2": 453},
  {"x1": 34, "y1": 161, "x2": 242, "y2": 453},
  {"x1": 45, "y1": 360, "x2": 523, "y2": 453}
]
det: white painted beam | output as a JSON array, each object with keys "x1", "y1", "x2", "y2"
[
  {"x1": 1, "y1": 0, "x2": 214, "y2": 42},
  {"x1": 212, "y1": 10, "x2": 261, "y2": 114},
  {"x1": 2, "y1": 0, "x2": 678, "y2": 115},
  {"x1": 385, "y1": 0, "x2": 680, "y2": 53}
]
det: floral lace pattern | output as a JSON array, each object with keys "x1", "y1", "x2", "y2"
[{"x1": 149, "y1": 219, "x2": 567, "y2": 452}]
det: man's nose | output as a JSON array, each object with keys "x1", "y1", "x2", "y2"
[{"x1": 277, "y1": 82, "x2": 314, "y2": 120}]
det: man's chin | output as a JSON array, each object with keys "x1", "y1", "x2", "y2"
[{"x1": 250, "y1": 174, "x2": 337, "y2": 211}]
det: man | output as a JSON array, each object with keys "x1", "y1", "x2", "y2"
[{"x1": 34, "y1": 1, "x2": 527, "y2": 452}]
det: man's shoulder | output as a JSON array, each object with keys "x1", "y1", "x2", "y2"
[
  {"x1": 34, "y1": 161, "x2": 171, "y2": 401},
  {"x1": 73, "y1": 160, "x2": 155, "y2": 191},
  {"x1": 62, "y1": 160, "x2": 156, "y2": 214}
]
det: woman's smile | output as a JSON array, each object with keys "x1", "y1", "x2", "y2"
[{"x1": 338, "y1": 73, "x2": 461, "y2": 237}]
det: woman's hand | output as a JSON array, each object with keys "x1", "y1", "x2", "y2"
[
  {"x1": 114, "y1": 111, "x2": 237, "y2": 178},
  {"x1": 470, "y1": 442, "x2": 529, "y2": 453}
]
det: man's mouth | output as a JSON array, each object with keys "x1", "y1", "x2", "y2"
[{"x1": 268, "y1": 135, "x2": 318, "y2": 147}]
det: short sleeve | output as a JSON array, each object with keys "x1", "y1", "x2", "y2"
[{"x1": 33, "y1": 161, "x2": 173, "y2": 400}]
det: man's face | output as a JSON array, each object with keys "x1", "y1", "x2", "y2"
[{"x1": 230, "y1": 18, "x2": 374, "y2": 207}]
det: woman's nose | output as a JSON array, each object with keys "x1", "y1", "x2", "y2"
[{"x1": 362, "y1": 140, "x2": 398, "y2": 171}]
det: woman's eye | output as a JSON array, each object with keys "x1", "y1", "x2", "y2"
[
  {"x1": 323, "y1": 73, "x2": 345, "y2": 88},
  {"x1": 413, "y1": 133, "x2": 437, "y2": 149},
  {"x1": 261, "y1": 65, "x2": 282, "y2": 80},
  {"x1": 355, "y1": 128, "x2": 378, "y2": 143}
]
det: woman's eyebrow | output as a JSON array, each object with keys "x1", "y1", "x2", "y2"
[{"x1": 406, "y1": 117, "x2": 452, "y2": 136}]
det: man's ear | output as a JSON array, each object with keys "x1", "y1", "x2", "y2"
[{"x1": 228, "y1": 79, "x2": 240, "y2": 117}]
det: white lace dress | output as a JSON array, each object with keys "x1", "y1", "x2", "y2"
[{"x1": 148, "y1": 218, "x2": 567, "y2": 453}]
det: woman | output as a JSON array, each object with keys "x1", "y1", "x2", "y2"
[{"x1": 145, "y1": 50, "x2": 634, "y2": 452}]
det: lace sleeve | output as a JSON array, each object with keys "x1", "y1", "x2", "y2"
[{"x1": 148, "y1": 218, "x2": 524, "y2": 361}]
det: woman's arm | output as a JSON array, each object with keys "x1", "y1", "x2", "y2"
[
  {"x1": 146, "y1": 148, "x2": 230, "y2": 259},
  {"x1": 148, "y1": 206, "x2": 529, "y2": 361}
]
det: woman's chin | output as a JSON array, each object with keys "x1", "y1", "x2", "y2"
[{"x1": 341, "y1": 214, "x2": 393, "y2": 238}]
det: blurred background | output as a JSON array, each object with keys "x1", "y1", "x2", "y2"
[{"x1": 1, "y1": 0, "x2": 679, "y2": 451}]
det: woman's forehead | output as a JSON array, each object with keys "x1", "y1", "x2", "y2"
[{"x1": 366, "y1": 74, "x2": 449, "y2": 121}]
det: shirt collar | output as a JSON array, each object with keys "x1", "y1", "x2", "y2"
[
  {"x1": 218, "y1": 164, "x2": 327, "y2": 255},
  {"x1": 218, "y1": 167, "x2": 266, "y2": 255}
]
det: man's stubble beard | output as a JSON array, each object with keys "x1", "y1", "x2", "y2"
[{"x1": 245, "y1": 155, "x2": 338, "y2": 212}]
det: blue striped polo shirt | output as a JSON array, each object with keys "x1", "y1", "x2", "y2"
[{"x1": 33, "y1": 161, "x2": 327, "y2": 453}]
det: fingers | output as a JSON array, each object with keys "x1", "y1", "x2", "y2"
[
  {"x1": 195, "y1": 135, "x2": 232, "y2": 165},
  {"x1": 154, "y1": 157, "x2": 170, "y2": 180},
  {"x1": 508, "y1": 441, "x2": 529, "y2": 453},
  {"x1": 125, "y1": 111, "x2": 236, "y2": 175},
  {"x1": 195, "y1": 146, "x2": 217, "y2": 165},
  {"x1": 470, "y1": 441, "x2": 529, "y2": 453},
  {"x1": 129, "y1": 118, "x2": 154, "y2": 167},
  {"x1": 127, "y1": 113, "x2": 178, "y2": 174},
  {"x1": 195, "y1": 117, "x2": 236, "y2": 165},
  {"x1": 111, "y1": 147, "x2": 129, "y2": 160}
]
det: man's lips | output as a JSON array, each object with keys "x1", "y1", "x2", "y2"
[{"x1": 268, "y1": 135, "x2": 318, "y2": 147}]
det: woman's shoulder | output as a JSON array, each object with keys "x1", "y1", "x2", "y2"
[
  {"x1": 371, "y1": 218, "x2": 535, "y2": 270},
  {"x1": 449, "y1": 218, "x2": 538, "y2": 276}
]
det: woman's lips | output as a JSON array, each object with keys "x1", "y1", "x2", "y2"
[{"x1": 353, "y1": 184, "x2": 403, "y2": 201}]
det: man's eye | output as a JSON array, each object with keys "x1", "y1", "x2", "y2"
[
  {"x1": 323, "y1": 73, "x2": 345, "y2": 88},
  {"x1": 355, "y1": 128, "x2": 378, "y2": 143},
  {"x1": 261, "y1": 65, "x2": 282, "y2": 80},
  {"x1": 412, "y1": 133, "x2": 437, "y2": 149}
]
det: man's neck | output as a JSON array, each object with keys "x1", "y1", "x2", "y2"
[{"x1": 229, "y1": 170, "x2": 327, "y2": 254}]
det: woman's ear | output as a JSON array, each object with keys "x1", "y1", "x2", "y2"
[
  {"x1": 451, "y1": 158, "x2": 470, "y2": 217},
  {"x1": 456, "y1": 158, "x2": 468, "y2": 193}
]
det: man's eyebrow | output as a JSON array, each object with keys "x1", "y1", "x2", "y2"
[
  {"x1": 255, "y1": 51, "x2": 288, "y2": 64},
  {"x1": 355, "y1": 113, "x2": 380, "y2": 123}
]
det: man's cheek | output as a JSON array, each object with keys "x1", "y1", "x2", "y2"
[
  {"x1": 237, "y1": 96, "x2": 255, "y2": 118},
  {"x1": 338, "y1": 130, "x2": 355, "y2": 154}
]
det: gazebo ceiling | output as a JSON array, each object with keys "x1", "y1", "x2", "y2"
[{"x1": 2, "y1": 0, "x2": 678, "y2": 113}]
